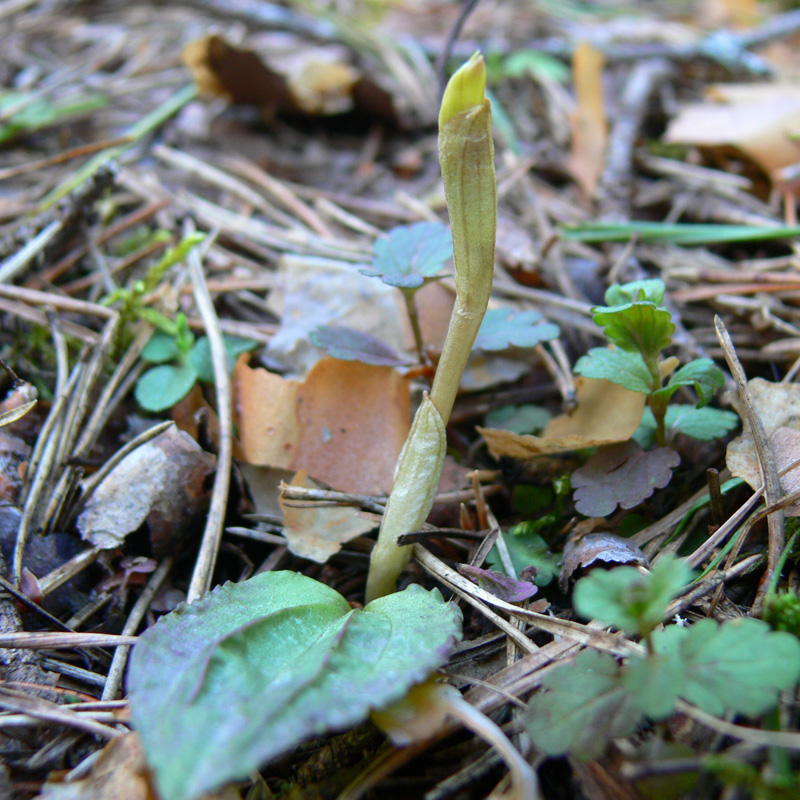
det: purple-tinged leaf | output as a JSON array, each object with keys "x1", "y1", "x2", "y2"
[
  {"x1": 458, "y1": 563, "x2": 538, "y2": 602},
  {"x1": 310, "y1": 325, "x2": 408, "y2": 367}
]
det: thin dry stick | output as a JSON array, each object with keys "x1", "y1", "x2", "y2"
[
  {"x1": 0, "y1": 632, "x2": 137, "y2": 649},
  {"x1": 102, "y1": 557, "x2": 173, "y2": 700},
  {"x1": 186, "y1": 239, "x2": 233, "y2": 603},
  {"x1": 714, "y1": 315, "x2": 784, "y2": 614}
]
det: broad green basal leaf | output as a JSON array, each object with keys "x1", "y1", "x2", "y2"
[
  {"x1": 134, "y1": 363, "x2": 197, "y2": 412},
  {"x1": 128, "y1": 572, "x2": 461, "y2": 800},
  {"x1": 524, "y1": 650, "x2": 643, "y2": 758},
  {"x1": 362, "y1": 221, "x2": 453, "y2": 289},
  {"x1": 574, "y1": 347, "x2": 655, "y2": 394},
  {"x1": 141, "y1": 331, "x2": 182, "y2": 364},
  {"x1": 474, "y1": 308, "x2": 559, "y2": 351}
]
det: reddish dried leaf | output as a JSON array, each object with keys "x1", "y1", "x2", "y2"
[{"x1": 571, "y1": 441, "x2": 680, "y2": 517}]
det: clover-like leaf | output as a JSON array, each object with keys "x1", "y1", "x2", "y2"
[
  {"x1": 128, "y1": 572, "x2": 462, "y2": 800},
  {"x1": 650, "y1": 358, "x2": 724, "y2": 408},
  {"x1": 524, "y1": 650, "x2": 643, "y2": 759},
  {"x1": 188, "y1": 335, "x2": 258, "y2": 383},
  {"x1": 474, "y1": 308, "x2": 560, "y2": 351},
  {"x1": 142, "y1": 332, "x2": 182, "y2": 364},
  {"x1": 622, "y1": 650, "x2": 687, "y2": 720},
  {"x1": 653, "y1": 618, "x2": 800, "y2": 717},
  {"x1": 574, "y1": 347, "x2": 655, "y2": 394},
  {"x1": 604, "y1": 279, "x2": 666, "y2": 307},
  {"x1": 134, "y1": 364, "x2": 198, "y2": 413},
  {"x1": 571, "y1": 440, "x2": 681, "y2": 517},
  {"x1": 591, "y1": 302, "x2": 675, "y2": 360},
  {"x1": 634, "y1": 405, "x2": 739, "y2": 448},
  {"x1": 362, "y1": 221, "x2": 453, "y2": 289},
  {"x1": 573, "y1": 555, "x2": 693, "y2": 637},
  {"x1": 309, "y1": 325, "x2": 408, "y2": 367}
]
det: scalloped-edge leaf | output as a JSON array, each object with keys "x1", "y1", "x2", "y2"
[
  {"x1": 474, "y1": 308, "x2": 560, "y2": 351},
  {"x1": 591, "y1": 302, "x2": 675, "y2": 359},
  {"x1": 134, "y1": 363, "x2": 198, "y2": 413},
  {"x1": 361, "y1": 221, "x2": 453, "y2": 289},
  {"x1": 309, "y1": 325, "x2": 408, "y2": 367},
  {"x1": 604, "y1": 280, "x2": 666, "y2": 307},
  {"x1": 653, "y1": 618, "x2": 800, "y2": 717},
  {"x1": 571, "y1": 441, "x2": 680, "y2": 517},
  {"x1": 574, "y1": 347, "x2": 654, "y2": 394},
  {"x1": 524, "y1": 650, "x2": 643, "y2": 758},
  {"x1": 128, "y1": 572, "x2": 462, "y2": 800},
  {"x1": 651, "y1": 359, "x2": 725, "y2": 408},
  {"x1": 634, "y1": 405, "x2": 739, "y2": 448}
]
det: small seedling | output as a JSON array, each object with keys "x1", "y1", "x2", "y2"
[
  {"x1": 524, "y1": 556, "x2": 800, "y2": 758},
  {"x1": 134, "y1": 313, "x2": 256, "y2": 412}
]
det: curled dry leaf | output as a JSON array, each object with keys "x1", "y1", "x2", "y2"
[
  {"x1": 559, "y1": 532, "x2": 649, "y2": 592},
  {"x1": 234, "y1": 356, "x2": 410, "y2": 495},
  {"x1": 77, "y1": 427, "x2": 216, "y2": 557},
  {"x1": 479, "y1": 376, "x2": 646, "y2": 459},
  {"x1": 726, "y1": 378, "x2": 800, "y2": 515},
  {"x1": 278, "y1": 470, "x2": 375, "y2": 563}
]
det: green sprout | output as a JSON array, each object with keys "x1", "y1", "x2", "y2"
[
  {"x1": 135, "y1": 314, "x2": 256, "y2": 413},
  {"x1": 575, "y1": 279, "x2": 735, "y2": 447},
  {"x1": 365, "y1": 53, "x2": 497, "y2": 602}
]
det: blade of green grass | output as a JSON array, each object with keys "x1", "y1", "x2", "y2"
[{"x1": 561, "y1": 222, "x2": 800, "y2": 245}]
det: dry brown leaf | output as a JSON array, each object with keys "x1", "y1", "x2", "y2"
[
  {"x1": 479, "y1": 377, "x2": 646, "y2": 459},
  {"x1": 77, "y1": 427, "x2": 216, "y2": 556},
  {"x1": 559, "y1": 532, "x2": 649, "y2": 592},
  {"x1": 279, "y1": 470, "x2": 375, "y2": 562},
  {"x1": 567, "y1": 41, "x2": 607, "y2": 197},
  {"x1": 725, "y1": 378, "x2": 800, "y2": 514},
  {"x1": 292, "y1": 358, "x2": 410, "y2": 495},
  {"x1": 234, "y1": 356, "x2": 410, "y2": 495},
  {"x1": 665, "y1": 83, "x2": 800, "y2": 180}
]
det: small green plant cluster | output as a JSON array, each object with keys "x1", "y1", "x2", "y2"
[
  {"x1": 135, "y1": 314, "x2": 256, "y2": 412},
  {"x1": 576, "y1": 279, "x2": 736, "y2": 447},
  {"x1": 765, "y1": 591, "x2": 800, "y2": 637},
  {"x1": 524, "y1": 557, "x2": 800, "y2": 758}
]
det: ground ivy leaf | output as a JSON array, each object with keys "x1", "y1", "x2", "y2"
[
  {"x1": 309, "y1": 325, "x2": 408, "y2": 366},
  {"x1": 362, "y1": 221, "x2": 453, "y2": 289},
  {"x1": 524, "y1": 650, "x2": 643, "y2": 758},
  {"x1": 573, "y1": 555, "x2": 692, "y2": 637},
  {"x1": 623, "y1": 651, "x2": 686, "y2": 720},
  {"x1": 571, "y1": 441, "x2": 681, "y2": 517},
  {"x1": 134, "y1": 363, "x2": 197, "y2": 412},
  {"x1": 652, "y1": 359, "x2": 725, "y2": 408},
  {"x1": 604, "y1": 280, "x2": 666, "y2": 307},
  {"x1": 474, "y1": 308, "x2": 560, "y2": 351},
  {"x1": 483, "y1": 403, "x2": 551, "y2": 435},
  {"x1": 653, "y1": 618, "x2": 800, "y2": 717},
  {"x1": 128, "y1": 572, "x2": 461, "y2": 800},
  {"x1": 634, "y1": 405, "x2": 739, "y2": 448},
  {"x1": 188, "y1": 336, "x2": 258, "y2": 383},
  {"x1": 591, "y1": 303, "x2": 675, "y2": 359},
  {"x1": 574, "y1": 347, "x2": 654, "y2": 394},
  {"x1": 141, "y1": 331, "x2": 182, "y2": 364}
]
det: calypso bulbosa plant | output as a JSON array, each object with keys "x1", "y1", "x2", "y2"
[{"x1": 366, "y1": 53, "x2": 497, "y2": 602}]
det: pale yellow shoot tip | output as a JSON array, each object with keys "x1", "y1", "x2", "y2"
[{"x1": 439, "y1": 52, "x2": 486, "y2": 128}]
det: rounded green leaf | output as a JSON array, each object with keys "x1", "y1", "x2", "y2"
[
  {"x1": 134, "y1": 363, "x2": 197, "y2": 412},
  {"x1": 474, "y1": 308, "x2": 560, "y2": 351},
  {"x1": 141, "y1": 331, "x2": 181, "y2": 364},
  {"x1": 574, "y1": 347, "x2": 654, "y2": 394},
  {"x1": 128, "y1": 572, "x2": 462, "y2": 800}
]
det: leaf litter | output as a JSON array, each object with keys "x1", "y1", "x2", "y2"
[{"x1": 6, "y1": 2, "x2": 800, "y2": 799}]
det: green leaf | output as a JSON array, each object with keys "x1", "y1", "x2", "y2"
[
  {"x1": 574, "y1": 347, "x2": 655, "y2": 393},
  {"x1": 573, "y1": 555, "x2": 693, "y2": 637},
  {"x1": 523, "y1": 650, "x2": 643, "y2": 758},
  {"x1": 502, "y1": 50, "x2": 569, "y2": 83},
  {"x1": 652, "y1": 359, "x2": 725, "y2": 407},
  {"x1": 309, "y1": 325, "x2": 408, "y2": 367},
  {"x1": 634, "y1": 405, "x2": 739, "y2": 448},
  {"x1": 483, "y1": 404, "x2": 551, "y2": 435},
  {"x1": 623, "y1": 650, "x2": 686, "y2": 720},
  {"x1": 188, "y1": 336, "x2": 258, "y2": 383},
  {"x1": 141, "y1": 332, "x2": 181, "y2": 364},
  {"x1": 134, "y1": 364, "x2": 198, "y2": 412},
  {"x1": 653, "y1": 618, "x2": 800, "y2": 717},
  {"x1": 591, "y1": 303, "x2": 675, "y2": 360},
  {"x1": 474, "y1": 308, "x2": 560, "y2": 351},
  {"x1": 487, "y1": 529, "x2": 560, "y2": 587},
  {"x1": 604, "y1": 280, "x2": 666, "y2": 307},
  {"x1": 128, "y1": 572, "x2": 462, "y2": 800},
  {"x1": 561, "y1": 221, "x2": 800, "y2": 245},
  {"x1": 362, "y1": 222, "x2": 453, "y2": 289}
]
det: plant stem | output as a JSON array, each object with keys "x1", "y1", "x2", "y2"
[{"x1": 403, "y1": 289, "x2": 427, "y2": 365}]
